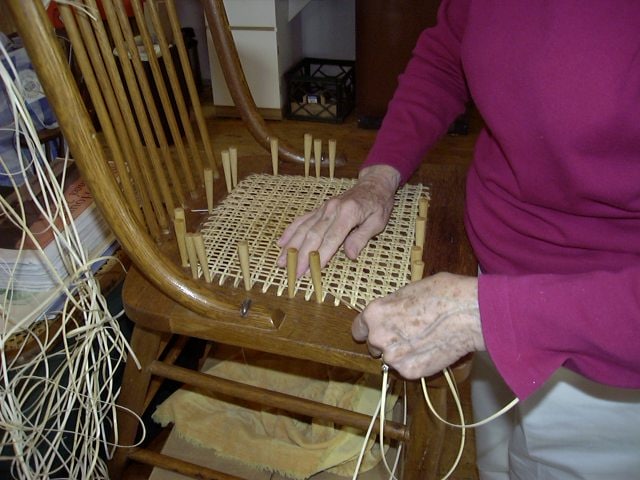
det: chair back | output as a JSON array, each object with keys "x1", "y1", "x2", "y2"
[
  {"x1": 6, "y1": 0, "x2": 280, "y2": 327},
  {"x1": 58, "y1": 0, "x2": 216, "y2": 238}
]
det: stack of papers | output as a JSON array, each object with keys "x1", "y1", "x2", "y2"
[{"x1": 0, "y1": 160, "x2": 116, "y2": 331}]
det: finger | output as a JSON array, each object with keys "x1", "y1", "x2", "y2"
[
  {"x1": 381, "y1": 336, "x2": 464, "y2": 380},
  {"x1": 367, "y1": 342, "x2": 383, "y2": 359},
  {"x1": 343, "y1": 219, "x2": 385, "y2": 260},
  {"x1": 388, "y1": 353, "x2": 442, "y2": 380},
  {"x1": 314, "y1": 221, "x2": 360, "y2": 269},
  {"x1": 293, "y1": 222, "x2": 333, "y2": 277},
  {"x1": 277, "y1": 213, "x2": 326, "y2": 272},
  {"x1": 276, "y1": 212, "x2": 315, "y2": 267},
  {"x1": 351, "y1": 313, "x2": 369, "y2": 342},
  {"x1": 277, "y1": 211, "x2": 313, "y2": 247},
  {"x1": 295, "y1": 213, "x2": 358, "y2": 277}
]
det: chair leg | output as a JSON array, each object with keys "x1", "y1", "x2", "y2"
[
  {"x1": 402, "y1": 382, "x2": 448, "y2": 479},
  {"x1": 109, "y1": 325, "x2": 164, "y2": 479}
]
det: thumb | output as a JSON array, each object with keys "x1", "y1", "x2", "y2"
[{"x1": 351, "y1": 313, "x2": 369, "y2": 342}]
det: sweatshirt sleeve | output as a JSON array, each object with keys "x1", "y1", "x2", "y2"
[
  {"x1": 480, "y1": 267, "x2": 640, "y2": 400},
  {"x1": 361, "y1": 0, "x2": 471, "y2": 183}
]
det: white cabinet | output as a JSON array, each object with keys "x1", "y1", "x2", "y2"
[{"x1": 206, "y1": 0, "x2": 310, "y2": 119}]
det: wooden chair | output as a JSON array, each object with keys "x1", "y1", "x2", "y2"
[{"x1": 6, "y1": 0, "x2": 477, "y2": 478}]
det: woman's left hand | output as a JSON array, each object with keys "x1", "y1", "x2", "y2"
[{"x1": 351, "y1": 272, "x2": 485, "y2": 379}]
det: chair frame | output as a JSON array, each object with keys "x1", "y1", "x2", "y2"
[{"x1": 5, "y1": 1, "x2": 477, "y2": 478}]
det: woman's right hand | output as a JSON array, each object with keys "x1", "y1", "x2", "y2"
[{"x1": 277, "y1": 164, "x2": 402, "y2": 277}]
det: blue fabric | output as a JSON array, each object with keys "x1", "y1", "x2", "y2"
[{"x1": 0, "y1": 34, "x2": 59, "y2": 186}]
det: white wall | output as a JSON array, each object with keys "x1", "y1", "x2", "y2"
[
  {"x1": 299, "y1": 0, "x2": 355, "y2": 61},
  {"x1": 175, "y1": 0, "x2": 355, "y2": 83}
]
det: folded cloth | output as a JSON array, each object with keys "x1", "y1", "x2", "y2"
[{"x1": 153, "y1": 349, "x2": 398, "y2": 479}]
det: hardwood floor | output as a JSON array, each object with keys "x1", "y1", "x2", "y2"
[
  {"x1": 204, "y1": 107, "x2": 480, "y2": 174},
  {"x1": 122, "y1": 100, "x2": 482, "y2": 480}
]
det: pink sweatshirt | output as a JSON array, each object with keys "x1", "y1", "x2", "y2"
[{"x1": 362, "y1": 0, "x2": 640, "y2": 399}]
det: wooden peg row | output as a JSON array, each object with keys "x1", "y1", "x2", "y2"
[{"x1": 270, "y1": 137, "x2": 279, "y2": 175}]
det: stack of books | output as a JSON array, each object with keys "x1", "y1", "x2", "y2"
[{"x1": 0, "y1": 159, "x2": 117, "y2": 331}]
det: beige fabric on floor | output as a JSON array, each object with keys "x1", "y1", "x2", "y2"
[{"x1": 153, "y1": 349, "x2": 398, "y2": 479}]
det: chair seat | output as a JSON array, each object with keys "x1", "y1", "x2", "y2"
[
  {"x1": 123, "y1": 157, "x2": 474, "y2": 378},
  {"x1": 116, "y1": 159, "x2": 476, "y2": 479},
  {"x1": 123, "y1": 262, "x2": 382, "y2": 375},
  {"x1": 121, "y1": 153, "x2": 377, "y2": 372}
]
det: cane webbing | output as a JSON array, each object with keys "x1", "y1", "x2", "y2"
[{"x1": 199, "y1": 174, "x2": 428, "y2": 311}]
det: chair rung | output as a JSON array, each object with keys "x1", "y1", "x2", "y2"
[
  {"x1": 148, "y1": 360, "x2": 409, "y2": 442},
  {"x1": 128, "y1": 447, "x2": 243, "y2": 480},
  {"x1": 143, "y1": 335, "x2": 191, "y2": 412}
]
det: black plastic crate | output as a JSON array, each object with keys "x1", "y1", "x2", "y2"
[{"x1": 285, "y1": 58, "x2": 355, "y2": 123}]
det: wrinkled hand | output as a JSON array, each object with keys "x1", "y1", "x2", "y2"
[
  {"x1": 277, "y1": 165, "x2": 401, "y2": 277},
  {"x1": 352, "y1": 273, "x2": 485, "y2": 379}
]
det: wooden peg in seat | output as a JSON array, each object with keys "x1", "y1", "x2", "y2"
[
  {"x1": 185, "y1": 233, "x2": 199, "y2": 279},
  {"x1": 174, "y1": 208, "x2": 188, "y2": 267},
  {"x1": 229, "y1": 146, "x2": 238, "y2": 188},
  {"x1": 287, "y1": 247, "x2": 298, "y2": 298},
  {"x1": 313, "y1": 138, "x2": 322, "y2": 178},
  {"x1": 304, "y1": 133, "x2": 312, "y2": 177},
  {"x1": 204, "y1": 168, "x2": 214, "y2": 214},
  {"x1": 270, "y1": 137, "x2": 279, "y2": 175},
  {"x1": 309, "y1": 250, "x2": 322, "y2": 303},
  {"x1": 193, "y1": 232, "x2": 212, "y2": 283},
  {"x1": 328, "y1": 138, "x2": 336, "y2": 179},
  {"x1": 237, "y1": 240, "x2": 251, "y2": 291},
  {"x1": 221, "y1": 150, "x2": 232, "y2": 193}
]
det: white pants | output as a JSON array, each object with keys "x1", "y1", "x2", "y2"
[{"x1": 471, "y1": 352, "x2": 640, "y2": 480}]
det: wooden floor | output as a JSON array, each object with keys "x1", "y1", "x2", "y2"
[{"x1": 122, "y1": 98, "x2": 482, "y2": 480}]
